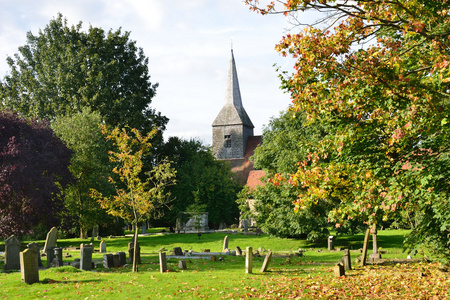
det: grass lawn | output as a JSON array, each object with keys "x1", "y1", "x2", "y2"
[{"x1": 0, "y1": 229, "x2": 448, "y2": 299}]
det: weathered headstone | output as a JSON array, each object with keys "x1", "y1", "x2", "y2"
[
  {"x1": 159, "y1": 252, "x2": 167, "y2": 273},
  {"x1": 112, "y1": 254, "x2": 121, "y2": 267},
  {"x1": 117, "y1": 252, "x2": 126, "y2": 266},
  {"x1": 328, "y1": 236, "x2": 335, "y2": 251},
  {"x1": 260, "y1": 250, "x2": 273, "y2": 273},
  {"x1": 46, "y1": 248, "x2": 55, "y2": 268},
  {"x1": 369, "y1": 226, "x2": 382, "y2": 263},
  {"x1": 235, "y1": 246, "x2": 243, "y2": 256},
  {"x1": 128, "y1": 242, "x2": 141, "y2": 264},
  {"x1": 361, "y1": 229, "x2": 371, "y2": 266},
  {"x1": 27, "y1": 243, "x2": 43, "y2": 269},
  {"x1": 343, "y1": 249, "x2": 352, "y2": 270},
  {"x1": 80, "y1": 245, "x2": 93, "y2": 271},
  {"x1": 91, "y1": 225, "x2": 99, "y2": 241},
  {"x1": 141, "y1": 223, "x2": 147, "y2": 234},
  {"x1": 103, "y1": 254, "x2": 113, "y2": 269},
  {"x1": 100, "y1": 241, "x2": 107, "y2": 253},
  {"x1": 173, "y1": 247, "x2": 183, "y2": 256},
  {"x1": 43, "y1": 227, "x2": 58, "y2": 253},
  {"x1": 223, "y1": 236, "x2": 229, "y2": 252},
  {"x1": 20, "y1": 248, "x2": 39, "y2": 284},
  {"x1": 178, "y1": 260, "x2": 187, "y2": 270},
  {"x1": 4, "y1": 235, "x2": 21, "y2": 271},
  {"x1": 245, "y1": 247, "x2": 253, "y2": 274},
  {"x1": 243, "y1": 220, "x2": 249, "y2": 233},
  {"x1": 334, "y1": 263, "x2": 345, "y2": 277},
  {"x1": 51, "y1": 248, "x2": 63, "y2": 267}
]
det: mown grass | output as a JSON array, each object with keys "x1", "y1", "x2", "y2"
[{"x1": 0, "y1": 229, "x2": 442, "y2": 299}]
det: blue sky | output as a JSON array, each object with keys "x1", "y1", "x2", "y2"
[{"x1": 0, "y1": 0, "x2": 310, "y2": 145}]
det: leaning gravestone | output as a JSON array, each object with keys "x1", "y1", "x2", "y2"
[
  {"x1": 260, "y1": 250, "x2": 273, "y2": 273},
  {"x1": 223, "y1": 236, "x2": 229, "y2": 252},
  {"x1": 43, "y1": 227, "x2": 58, "y2": 253},
  {"x1": 100, "y1": 241, "x2": 107, "y2": 253},
  {"x1": 235, "y1": 246, "x2": 243, "y2": 256},
  {"x1": 20, "y1": 248, "x2": 39, "y2": 284},
  {"x1": 159, "y1": 252, "x2": 167, "y2": 273},
  {"x1": 80, "y1": 245, "x2": 93, "y2": 271},
  {"x1": 334, "y1": 263, "x2": 345, "y2": 277},
  {"x1": 4, "y1": 235, "x2": 21, "y2": 271},
  {"x1": 245, "y1": 247, "x2": 253, "y2": 274},
  {"x1": 361, "y1": 229, "x2": 371, "y2": 266}
]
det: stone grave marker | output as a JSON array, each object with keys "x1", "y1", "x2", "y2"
[
  {"x1": 361, "y1": 229, "x2": 371, "y2": 266},
  {"x1": 27, "y1": 243, "x2": 43, "y2": 269},
  {"x1": 4, "y1": 235, "x2": 21, "y2": 271},
  {"x1": 103, "y1": 254, "x2": 113, "y2": 269},
  {"x1": 235, "y1": 246, "x2": 242, "y2": 256},
  {"x1": 243, "y1": 220, "x2": 249, "y2": 233},
  {"x1": 159, "y1": 252, "x2": 167, "y2": 273},
  {"x1": 260, "y1": 250, "x2": 273, "y2": 273},
  {"x1": 178, "y1": 260, "x2": 187, "y2": 270},
  {"x1": 328, "y1": 236, "x2": 335, "y2": 251},
  {"x1": 117, "y1": 252, "x2": 126, "y2": 266},
  {"x1": 128, "y1": 242, "x2": 141, "y2": 264},
  {"x1": 20, "y1": 248, "x2": 39, "y2": 284},
  {"x1": 51, "y1": 248, "x2": 63, "y2": 267},
  {"x1": 369, "y1": 226, "x2": 382, "y2": 263},
  {"x1": 334, "y1": 263, "x2": 345, "y2": 277},
  {"x1": 80, "y1": 245, "x2": 93, "y2": 271},
  {"x1": 245, "y1": 247, "x2": 253, "y2": 274},
  {"x1": 343, "y1": 249, "x2": 352, "y2": 270},
  {"x1": 91, "y1": 225, "x2": 99, "y2": 241},
  {"x1": 223, "y1": 236, "x2": 229, "y2": 252},
  {"x1": 43, "y1": 227, "x2": 58, "y2": 253},
  {"x1": 112, "y1": 254, "x2": 121, "y2": 267},
  {"x1": 46, "y1": 248, "x2": 55, "y2": 268},
  {"x1": 173, "y1": 247, "x2": 183, "y2": 256},
  {"x1": 100, "y1": 241, "x2": 107, "y2": 253}
]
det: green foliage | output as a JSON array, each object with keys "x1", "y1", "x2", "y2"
[
  {"x1": 51, "y1": 108, "x2": 114, "y2": 238},
  {"x1": 246, "y1": 1, "x2": 450, "y2": 260},
  {"x1": 159, "y1": 137, "x2": 241, "y2": 227},
  {"x1": 0, "y1": 13, "x2": 167, "y2": 135}
]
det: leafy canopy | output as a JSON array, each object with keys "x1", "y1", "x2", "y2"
[{"x1": 246, "y1": 1, "x2": 450, "y2": 258}]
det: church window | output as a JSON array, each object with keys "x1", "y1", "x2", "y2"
[{"x1": 224, "y1": 135, "x2": 231, "y2": 148}]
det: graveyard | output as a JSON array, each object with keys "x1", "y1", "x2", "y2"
[{"x1": 0, "y1": 229, "x2": 449, "y2": 299}]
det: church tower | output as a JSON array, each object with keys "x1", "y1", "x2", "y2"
[{"x1": 212, "y1": 50, "x2": 254, "y2": 160}]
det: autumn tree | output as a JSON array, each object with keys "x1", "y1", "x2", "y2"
[
  {"x1": 0, "y1": 13, "x2": 167, "y2": 136},
  {"x1": 246, "y1": 1, "x2": 450, "y2": 259},
  {"x1": 90, "y1": 126, "x2": 176, "y2": 272},
  {"x1": 0, "y1": 110, "x2": 72, "y2": 238}
]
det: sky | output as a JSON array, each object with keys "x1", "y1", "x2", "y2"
[{"x1": 0, "y1": 0, "x2": 312, "y2": 146}]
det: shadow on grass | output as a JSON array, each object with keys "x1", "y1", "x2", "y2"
[{"x1": 42, "y1": 278, "x2": 101, "y2": 284}]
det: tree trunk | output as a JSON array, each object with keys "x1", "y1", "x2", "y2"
[{"x1": 132, "y1": 225, "x2": 139, "y2": 272}]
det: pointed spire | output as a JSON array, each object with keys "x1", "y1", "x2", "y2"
[{"x1": 226, "y1": 50, "x2": 244, "y2": 108}]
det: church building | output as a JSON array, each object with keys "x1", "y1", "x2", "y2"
[{"x1": 212, "y1": 50, "x2": 265, "y2": 189}]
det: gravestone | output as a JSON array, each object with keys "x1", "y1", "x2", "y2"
[
  {"x1": 235, "y1": 246, "x2": 243, "y2": 256},
  {"x1": 4, "y1": 235, "x2": 21, "y2": 271},
  {"x1": 103, "y1": 254, "x2": 113, "y2": 269},
  {"x1": 51, "y1": 248, "x2": 63, "y2": 267},
  {"x1": 245, "y1": 247, "x2": 253, "y2": 274},
  {"x1": 100, "y1": 241, "x2": 107, "y2": 253},
  {"x1": 343, "y1": 249, "x2": 352, "y2": 270},
  {"x1": 117, "y1": 252, "x2": 127, "y2": 266},
  {"x1": 112, "y1": 254, "x2": 121, "y2": 267},
  {"x1": 243, "y1": 220, "x2": 249, "y2": 233},
  {"x1": 173, "y1": 247, "x2": 183, "y2": 256},
  {"x1": 361, "y1": 229, "x2": 371, "y2": 266},
  {"x1": 178, "y1": 260, "x2": 187, "y2": 270},
  {"x1": 223, "y1": 236, "x2": 229, "y2": 252},
  {"x1": 260, "y1": 250, "x2": 273, "y2": 273},
  {"x1": 334, "y1": 263, "x2": 345, "y2": 277},
  {"x1": 141, "y1": 223, "x2": 147, "y2": 234},
  {"x1": 46, "y1": 248, "x2": 55, "y2": 268},
  {"x1": 20, "y1": 248, "x2": 39, "y2": 284},
  {"x1": 128, "y1": 242, "x2": 141, "y2": 264},
  {"x1": 91, "y1": 225, "x2": 99, "y2": 241},
  {"x1": 159, "y1": 252, "x2": 167, "y2": 273},
  {"x1": 369, "y1": 226, "x2": 382, "y2": 263},
  {"x1": 27, "y1": 243, "x2": 43, "y2": 269},
  {"x1": 80, "y1": 245, "x2": 93, "y2": 271},
  {"x1": 43, "y1": 227, "x2": 58, "y2": 253},
  {"x1": 328, "y1": 236, "x2": 335, "y2": 251}
]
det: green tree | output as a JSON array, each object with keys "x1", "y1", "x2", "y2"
[
  {"x1": 158, "y1": 137, "x2": 241, "y2": 228},
  {"x1": 0, "y1": 13, "x2": 167, "y2": 135},
  {"x1": 238, "y1": 110, "x2": 329, "y2": 240},
  {"x1": 246, "y1": 1, "x2": 450, "y2": 259},
  {"x1": 51, "y1": 108, "x2": 116, "y2": 239},
  {"x1": 90, "y1": 126, "x2": 176, "y2": 272}
]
